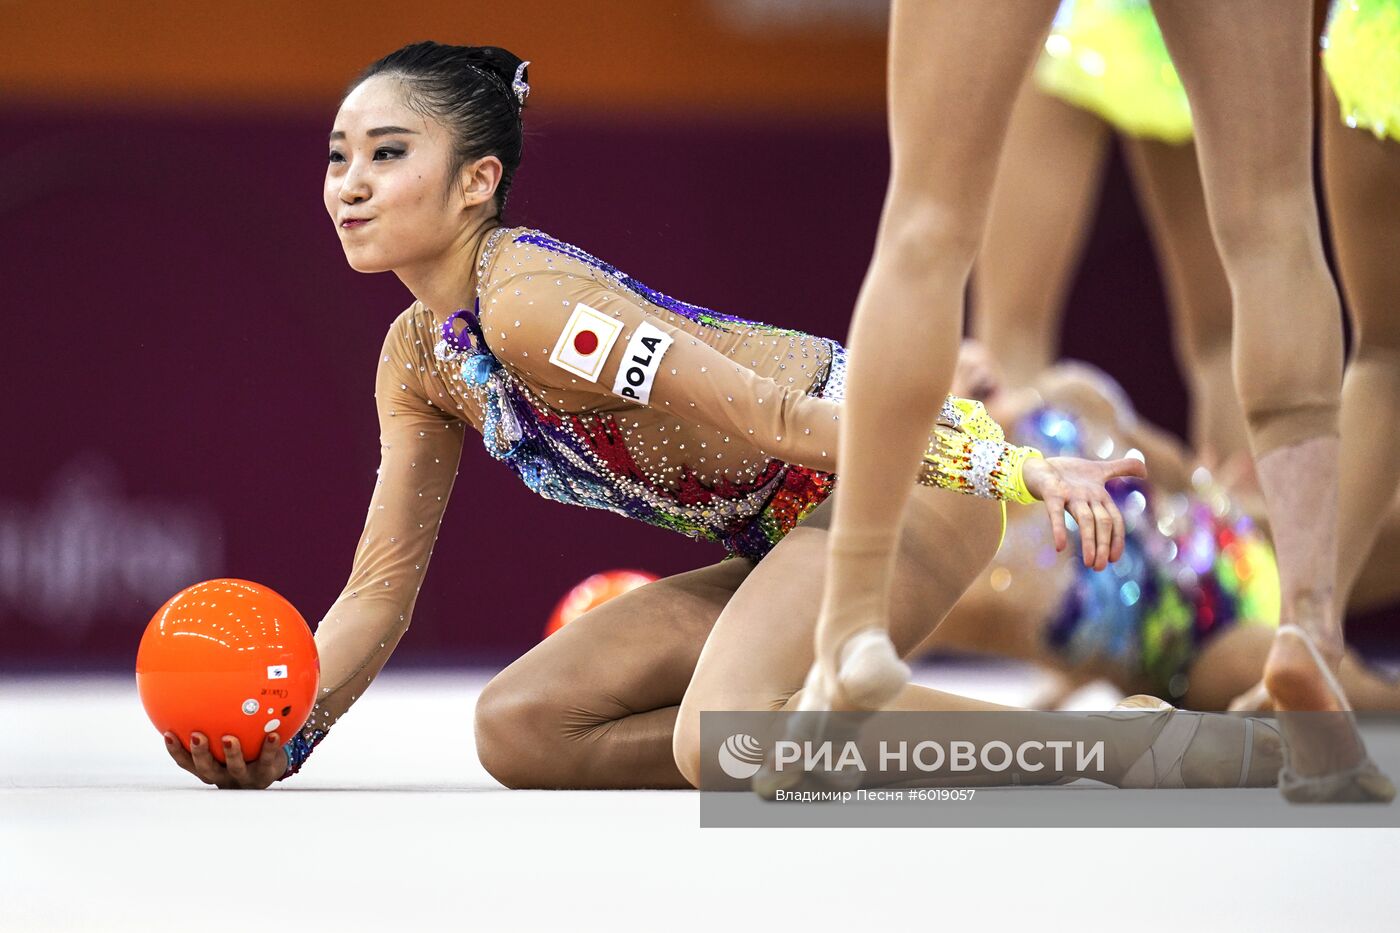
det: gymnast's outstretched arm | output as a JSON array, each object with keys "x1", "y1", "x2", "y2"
[
  {"x1": 163, "y1": 308, "x2": 464, "y2": 788},
  {"x1": 479, "y1": 270, "x2": 1144, "y2": 566},
  {"x1": 279, "y1": 309, "x2": 466, "y2": 779},
  {"x1": 477, "y1": 272, "x2": 1042, "y2": 501}
]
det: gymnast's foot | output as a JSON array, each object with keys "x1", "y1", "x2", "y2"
[
  {"x1": 810, "y1": 526, "x2": 909, "y2": 713},
  {"x1": 1227, "y1": 681, "x2": 1274, "y2": 713},
  {"x1": 1109, "y1": 696, "x2": 1282, "y2": 788},
  {"x1": 752, "y1": 628, "x2": 908, "y2": 799},
  {"x1": 1264, "y1": 625, "x2": 1395, "y2": 803},
  {"x1": 805, "y1": 626, "x2": 910, "y2": 713}
]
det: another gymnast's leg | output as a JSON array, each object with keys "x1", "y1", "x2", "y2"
[
  {"x1": 1189, "y1": 625, "x2": 1400, "y2": 714},
  {"x1": 1321, "y1": 77, "x2": 1400, "y2": 617},
  {"x1": 813, "y1": 0, "x2": 1059, "y2": 708},
  {"x1": 1120, "y1": 136, "x2": 1248, "y2": 470},
  {"x1": 1151, "y1": 1, "x2": 1342, "y2": 661},
  {"x1": 972, "y1": 75, "x2": 1111, "y2": 386},
  {"x1": 674, "y1": 487, "x2": 1278, "y2": 789},
  {"x1": 1147, "y1": 3, "x2": 1392, "y2": 800},
  {"x1": 473, "y1": 559, "x2": 748, "y2": 789},
  {"x1": 1346, "y1": 489, "x2": 1400, "y2": 615}
]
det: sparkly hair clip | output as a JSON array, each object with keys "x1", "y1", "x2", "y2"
[{"x1": 463, "y1": 59, "x2": 529, "y2": 115}]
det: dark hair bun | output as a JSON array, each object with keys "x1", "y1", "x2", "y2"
[{"x1": 463, "y1": 46, "x2": 528, "y2": 101}]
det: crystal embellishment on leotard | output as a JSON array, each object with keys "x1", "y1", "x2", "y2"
[
  {"x1": 968, "y1": 439, "x2": 1001, "y2": 498},
  {"x1": 921, "y1": 397, "x2": 1040, "y2": 503},
  {"x1": 938, "y1": 395, "x2": 961, "y2": 428},
  {"x1": 277, "y1": 726, "x2": 327, "y2": 782}
]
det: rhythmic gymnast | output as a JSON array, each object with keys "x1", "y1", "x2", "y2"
[
  {"x1": 974, "y1": 0, "x2": 1248, "y2": 473},
  {"x1": 972, "y1": 0, "x2": 1400, "y2": 718},
  {"x1": 1319, "y1": 0, "x2": 1400, "y2": 693},
  {"x1": 161, "y1": 41, "x2": 1285, "y2": 793},
  {"x1": 917, "y1": 340, "x2": 1400, "y2": 715},
  {"x1": 804, "y1": 0, "x2": 1392, "y2": 803}
]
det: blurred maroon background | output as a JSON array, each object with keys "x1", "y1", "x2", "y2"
[{"x1": 4, "y1": 1, "x2": 1391, "y2": 671}]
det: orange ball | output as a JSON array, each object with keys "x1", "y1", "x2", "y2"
[
  {"x1": 136, "y1": 578, "x2": 319, "y2": 764},
  {"x1": 543, "y1": 569, "x2": 659, "y2": 638}
]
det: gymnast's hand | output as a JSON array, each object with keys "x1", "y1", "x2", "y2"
[
  {"x1": 163, "y1": 729, "x2": 287, "y2": 790},
  {"x1": 1021, "y1": 455, "x2": 1147, "y2": 571}
]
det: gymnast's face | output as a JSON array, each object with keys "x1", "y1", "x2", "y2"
[{"x1": 325, "y1": 75, "x2": 493, "y2": 274}]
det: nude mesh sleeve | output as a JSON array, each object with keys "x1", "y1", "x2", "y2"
[
  {"x1": 478, "y1": 273, "x2": 1037, "y2": 500},
  {"x1": 298, "y1": 313, "x2": 466, "y2": 742},
  {"x1": 479, "y1": 273, "x2": 846, "y2": 471}
]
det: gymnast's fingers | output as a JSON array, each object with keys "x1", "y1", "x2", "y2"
[
  {"x1": 1070, "y1": 500, "x2": 1095, "y2": 566},
  {"x1": 1107, "y1": 494, "x2": 1126, "y2": 563},
  {"x1": 163, "y1": 731, "x2": 201, "y2": 778},
  {"x1": 1045, "y1": 494, "x2": 1068, "y2": 552},
  {"x1": 188, "y1": 732, "x2": 226, "y2": 786},
  {"x1": 1090, "y1": 500, "x2": 1111, "y2": 571},
  {"x1": 1103, "y1": 457, "x2": 1147, "y2": 482},
  {"x1": 253, "y1": 732, "x2": 286, "y2": 786},
  {"x1": 222, "y1": 736, "x2": 250, "y2": 783}
]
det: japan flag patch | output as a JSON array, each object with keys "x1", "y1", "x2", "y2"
[{"x1": 548, "y1": 303, "x2": 623, "y2": 382}]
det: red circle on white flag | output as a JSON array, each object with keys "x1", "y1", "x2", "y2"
[{"x1": 573, "y1": 330, "x2": 599, "y2": 355}]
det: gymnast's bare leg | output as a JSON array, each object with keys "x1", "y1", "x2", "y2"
[
  {"x1": 810, "y1": 0, "x2": 1060, "y2": 711},
  {"x1": 474, "y1": 559, "x2": 745, "y2": 789},
  {"x1": 972, "y1": 74, "x2": 1110, "y2": 386},
  {"x1": 1323, "y1": 78, "x2": 1400, "y2": 628},
  {"x1": 972, "y1": 77, "x2": 1250, "y2": 472},
  {"x1": 1151, "y1": 0, "x2": 1390, "y2": 799},
  {"x1": 675, "y1": 487, "x2": 1277, "y2": 790},
  {"x1": 1348, "y1": 488, "x2": 1400, "y2": 616},
  {"x1": 1120, "y1": 136, "x2": 1248, "y2": 472},
  {"x1": 475, "y1": 485, "x2": 1278, "y2": 789}
]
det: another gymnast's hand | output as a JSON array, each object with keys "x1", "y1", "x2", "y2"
[
  {"x1": 163, "y1": 730, "x2": 287, "y2": 790},
  {"x1": 1021, "y1": 455, "x2": 1147, "y2": 571}
]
